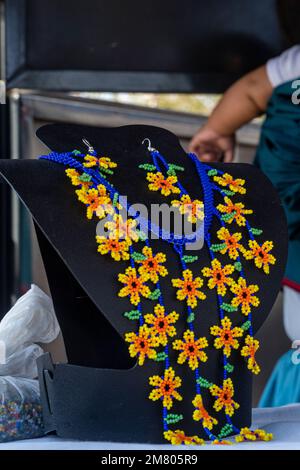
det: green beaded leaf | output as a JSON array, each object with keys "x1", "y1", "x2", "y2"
[
  {"x1": 218, "y1": 424, "x2": 233, "y2": 439},
  {"x1": 224, "y1": 363, "x2": 234, "y2": 373},
  {"x1": 138, "y1": 163, "x2": 156, "y2": 171},
  {"x1": 164, "y1": 414, "x2": 184, "y2": 424},
  {"x1": 196, "y1": 377, "x2": 213, "y2": 388},
  {"x1": 222, "y1": 189, "x2": 235, "y2": 196},
  {"x1": 221, "y1": 303, "x2": 238, "y2": 313},
  {"x1": 72, "y1": 149, "x2": 82, "y2": 155},
  {"x1": 131, "y1": 251, "x2": 147, "y2": 261},
  {"x1": 100, "y1": 167, "x2": 114, "y2": 175},
  {"x1": 167, "y1": 168, "x2": 177, "y2": 176},
  {"x1": 79, "y1": 173, "x2": 92, "y2": 182},
  {"x1": 168, "y1": 163, "x2": 185, "y2": 172},
  {"x1": 123, "y1": 310, "x2": 141, "y2": 320},
  {"x1": 221, "y1": 212, "x2": 236, "y2": 222},
  {"x1": 241, "y1": 320, "x2": 251, "y2": 331},
  {"x1": 207, "y1": 169, "x2": 218, "y2": 176},
  {"x1": 113, "y1": 193, "x2": 119, "y2": 207},
  {"x1": 210, "y1": 243, "x2": 227, "y2": 252},
  {"x1": 136, "y1": 230, "x2": 147, "y2": 241},
  {"x1": 182, "y1": 255, "x2": 199, "y2": 263},
  {"x1": 234, "y1": 261, "x2": 242, "y2": 272},
  {"x1": 154, "y1": 352, "x2": 168, "y2": 362},
  {"x1": 250, "y1": 227, "x2": 263, "y2": 236},
  {"x1": 149, "y1": 289, "x2": 161, "y2": 300},
  {"x1": 187, "y1": 312, "x2": 195, "y2": 323}
]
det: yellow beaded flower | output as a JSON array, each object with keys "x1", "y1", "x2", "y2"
[
  {"x1": 216, "y1": 227, "x2": 244, "y2": 260},
  {"x1": 192, "y1": 395, "x2": 218, "y2": 430},
  {"x1": 146, "y1": 171, "x2": 180, "y2": 196},
  {"x1": 118, "y1": 267, "x2": 151, "y2": 305},
  {"x1": 211, "y1": 440, "x2": 233, "y2": 446},
  {"x1": 76, "y1": 184, "x2": 113, "y2": 219},
  {"x1": 217, "y1": 197, "x2": 253, "y2": 226},
  {"x1": 241, "y1": 335, "x2": 260, "y2": 374},
  {"x1": 210, "y1": 316, "x2": 243, "y2": 358},
  {"x1": 210, "y1": 378, "x2": 240, "y2": 417},
  {"x1": 202, "y1": 259, "x2": 235, "y2": 296},
  {"x1": 172, "y1": 269, "x2": 206, "y2": 308},
  {"x1": 149, "y1": 367, "x2": 182, "y2": 410},
  {"x1": 164, "y1": 430, "x2": 204, "y2": 445},
  {"x1": 125, "y1": 325, "x2": 159, "y2": 365},
  {"x1": 83, "y1": 155, "x2": 117, "y2": 169},
  {"x1": 235, "y1": 428, "x2": 273, "y2": 442},
  {"x1": 105, "y1": 214, "x2": 139, "y2": 244},
  {"x1": 171, "y1": 194, "x2": 204, "y2": 223},
  {"x1": 213, "y1": 173, "x2": 246, "y2": 194},
  {"x1": 243, "y1": 240, "x2": 276, "y2": 274},
  {"x1": 96, "y1": 235, "x2": 130, "y2": 261},
  {"x1": 173, "y1": 330, "x2": 208, "y2": 370},
  {"x1": 135, "y1": 246, "x2": 168, "y2": 283},
  {"x1": 144, "y1": 304, "x2": 179, "y2": 346},
  {"x1": 65, "y1": 168, "x2": 92, "y2": 188},
  {"x1": 230, "y1": 278, "x2": 260, "y2": 315}
]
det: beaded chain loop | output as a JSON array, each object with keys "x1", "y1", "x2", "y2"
[{"x1": 39, "y1": 140, "x2": 276, "y2": 445}]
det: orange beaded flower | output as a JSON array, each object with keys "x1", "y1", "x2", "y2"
[
  {"x1": 83, "y1": 155, "x2": 117, "y2": 170},
  {"x1": 210, "y1": 378, "x2": 239, "y2": 417},
  {"x1": 192, "y1": 395, "x2": 218, "y2": 430},
  {"x1": 210, "y1": 316, "x2": 243, "y2": 358},
  {"x1": 171, "y1": 194, "x2": 204, "y2": 223},
  {"x1": 173, "y1": 330, "x2": 208, "y2": 370},
  {"x1": 217, "y1": 197, "x2": 253, "y2": 226},
  {"x1": 230, "y1": 278, "x2": 260, "y2": 315},
  {"x1": 149, "y1": 367, "x2": 182, "y2": 410},
  {"x1": 243, "y1": 240, "x2": 276, "y2": 274},
  {"x1": 125, "y1": 325, "x2": 159, "y2": 365},
  {"x1": 241, "y1": 335, "x2": 260, "y2": 374},
  {"x1": 216, "y1": 227, "x2": 244, "y2": 260},
  {"x1": 65, "y1": 168, "x2": 92, "y2": 188},
  {"x1": 136, "y1": 246, "x2": 168, "y2": 283},
  {"x1": 235, "y1": 427, "x2": 273, "y2": 442},
  {"x1": 202, "y1": 259, "x2": 235, "y2": 296},
  {"x1": 172, "y1": 269, "x2": 206, "y2": 308},
  {"x1": 76, "y1": 184, "x2": 113, "y2": 219},
  {"x1": 144, "y1": 304, "x2": 179, "y2": 346},
  {"x1": 118, "y1": 267, "x2": 151, "y2": 305},
  {"x1": 146, "y1": 171, "x2": 181, "y2": 196},
  {"x1": 105, "y1": 214, "x2": 139, "y2": 244},
  {"x1": 96, "y1": 235, "x2": 130, "y2": 261},
  {"x1": 213, "y1": 173, "x2": 246, "y2": 194},
  {"x1": 164, "y1": 430, "x2": 204, "y2": 445}
]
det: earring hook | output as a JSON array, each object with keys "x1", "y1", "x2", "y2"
[
  {"x1": 82, "y1": 138, "x2": 95, "y2": 154},
  {"x1": 142, "y1": 138, "x2": 157, "y2": 152}
]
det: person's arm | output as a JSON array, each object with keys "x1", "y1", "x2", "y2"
[{"x1": 189, "y1": 65, "x2": 273, "y2": 162}]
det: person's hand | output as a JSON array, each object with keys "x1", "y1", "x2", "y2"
[{"x1": 188, "y1": 125, "x2": 235, "y2": 163}]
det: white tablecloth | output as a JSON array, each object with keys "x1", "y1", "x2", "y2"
[{"x1": 1, "y1": 404, "x2": 300, "y2": 450}]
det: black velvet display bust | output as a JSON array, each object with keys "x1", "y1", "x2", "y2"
[{"x1": 0, "y1": 124, "x2": 287, "y2": 443}]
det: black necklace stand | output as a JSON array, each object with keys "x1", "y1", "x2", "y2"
[{"x1": 0, "y1": 124, "x2": 287, "y2": 443}]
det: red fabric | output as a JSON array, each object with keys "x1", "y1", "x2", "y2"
[{"x1": 282, "y1": 277, "x2": 300, "y2": 293}]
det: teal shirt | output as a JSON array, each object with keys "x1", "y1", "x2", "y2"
[
  {"x1": 256, "y1": 80, "x2": 300, "y2": 407},
  {"x1": 255, "y1": 79, "x2": 300, "y2": 286}
]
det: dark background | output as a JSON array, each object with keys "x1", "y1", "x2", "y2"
[{"x1": 6, "y1": 0, "x2": 286, "y2": 92}]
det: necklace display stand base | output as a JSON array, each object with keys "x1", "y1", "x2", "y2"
[{"x1": 0, "y1": 124, "x2": 287, "y2": 443}]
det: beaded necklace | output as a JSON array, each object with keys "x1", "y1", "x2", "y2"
[{"x1": 40, "y1": 140, "x2": 276, "y2": 445}]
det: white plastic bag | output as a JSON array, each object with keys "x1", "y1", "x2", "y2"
[{"x1": 0, "y1": 284, "x2": 60, "y2": 442}]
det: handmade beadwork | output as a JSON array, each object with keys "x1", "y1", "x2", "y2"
[{"x1": 39, "y1": 138, "x2": 277, "y2": 445}]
